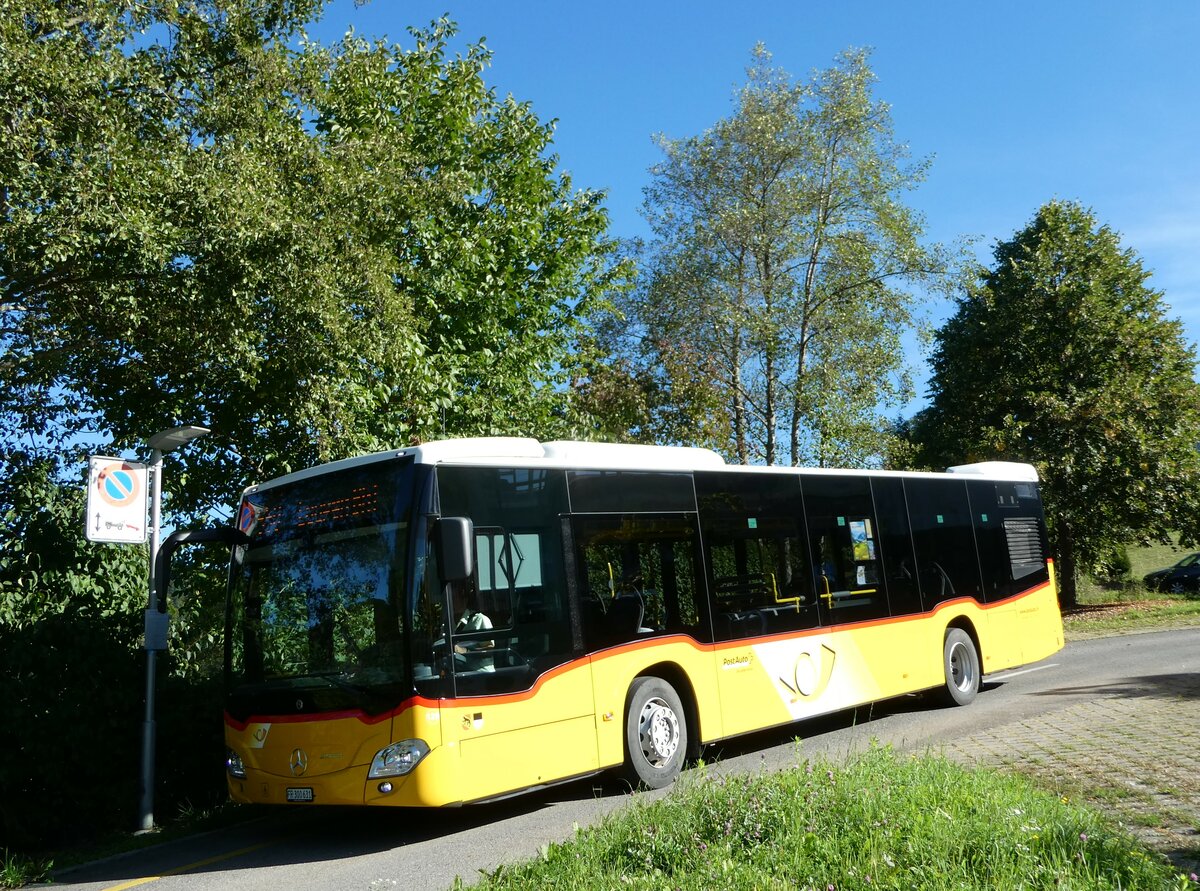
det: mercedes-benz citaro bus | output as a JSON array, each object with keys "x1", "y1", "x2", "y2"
[{"x1": 219, "y1": 437, "x2": 1062, "y2": 807}]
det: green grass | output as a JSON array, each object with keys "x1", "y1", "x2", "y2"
[
  {"x1": 465, "y1": 747, "x2": 1194, "y2": 890},
  {"x1": 0, "y1": 852, "x2": 51, "y2": 890},
  {"x1": 1064, "y1": 597, "x2": 1200, "y2": 638},
  {"x1": 1065, "y1": 540, "x2": 1200, "y2": 638},
  {"x1": 1076, "y1": 539, "x2": 1191, "y2": 602}
]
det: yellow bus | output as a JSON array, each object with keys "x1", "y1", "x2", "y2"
[{"x1": 218, "y1": 438, "x2": 1062, "y2": 806}]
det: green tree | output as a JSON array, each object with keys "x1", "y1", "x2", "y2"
[
  {"x1": 915, "y1": 201, "x2": 1200, "y2": 607},
  {"x1": 2, "y1": 2, "x2": 627, "y2": 517},
  {"x1": 598, "y1": 46, "x2": 952, "y2": 466},
  {"x1": 0, "y1": 1, "x2": 628, "y2": 848}
]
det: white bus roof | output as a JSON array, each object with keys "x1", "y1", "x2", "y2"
[
  {"x1": 946, "y1": 461, "x2": 1040, "y2": 482},
  {"x1": 244, "y1": 437, "x2": 1039, "y2": 495}
]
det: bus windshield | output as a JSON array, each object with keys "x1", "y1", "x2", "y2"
[{"x1": 227, "y1": 457, "x2": 419, "y2": 715}]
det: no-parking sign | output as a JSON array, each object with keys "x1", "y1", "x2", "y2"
[{"x1": 86, "y1": 457, "x2": 149, "y2": 543}]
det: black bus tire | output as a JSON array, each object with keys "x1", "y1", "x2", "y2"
[
  {"x1": 941, "y1": 627, "x2": 981, "y2": 706},
  {"x1": 624, "y1": 676, "x2": 687, "y2": 789}
]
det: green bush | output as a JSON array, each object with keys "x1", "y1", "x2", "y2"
[
  {"x1": 1098, "y1": 545, "x2": 1133, "y2": 582},
  {"x1": 0, "y1": 455, "x2": 229, "y2": 853}
]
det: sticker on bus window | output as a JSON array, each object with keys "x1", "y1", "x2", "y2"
[{"x1": 748, "y1": 518, "x2": 758, "y2": 529}]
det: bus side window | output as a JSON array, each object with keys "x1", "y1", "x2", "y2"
[
  {"x1": 573, "y1": 515, "x2": 704, "y2": 649},
  {"x1": 434, "y1": 466, "x2": 575, "y2": 697},
  {"x1": 800, "y1": 474, "x2": 889, "y2": 623},
  {"x1": 451, "y1": 527, "x2": 571, "y2": 696},
  {"x1": 870, "y1": 477, "x2": 921, "y2": 616},
  {"x1": 967, "y1": 480, "x2": 1014, "y2": 602},
  {"x1": 903, "y1": 478, "x2": 984, "y2": 605},
  {"x1": 695, "y1": 471, "x2": 816, "y2": 641},
  {"x1": 704, "y1": 525, "x2": 814, "y2": 640},
  {"x1": 966, "y1": 479, "x2": 1049, "y2": 601}
]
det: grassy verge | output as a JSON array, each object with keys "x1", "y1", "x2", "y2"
[
  {"x1": 1066, "y1": 540, "x2": 1200, "y2": 639},
  {"x1": 1063, "y1": 596, "x2": 1200, "y2": 639},
  {"x1": 465, "y1": 747, "x2": 1193, "y2": 890}
]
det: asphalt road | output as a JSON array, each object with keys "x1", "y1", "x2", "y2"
[{"x1": 50, "y1": 627, "x2": 1200, "y2": 891}]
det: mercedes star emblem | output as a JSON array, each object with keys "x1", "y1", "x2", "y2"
[{"x1": 290, "y1": 748, "x2": 308, "y2": 776}]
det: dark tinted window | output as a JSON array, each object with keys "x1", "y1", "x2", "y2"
[
  {"x1": 1004, "y1": 518, "x2": 1047, "y2": 582},
  {"x1": 695, "y1": 472, "x2": 817, "y2": 641},
  {"x1": 573, "y1": 514, "x2": 705, "y2": 650},
  {"x1": 904, "y1": 478, "x2": 983, "y2": 604},
  {"x1": 567, "y1": 471, "x2": 695, "y2": 513},
  {"x1": 870, "y1": 477, "x2": 922, "y2": 616},
  {"x1": 426, "y1": 467, "x2": 573, "y2": 697},
  {"x1": 968, "y1": 479, "x2": 1048, "y2": 600},
  {"x1": 968, "y1": 480, "x2": 1014, "y2": 601},
  {"x1": 801, "y1": 474, "x2": 889, "y2": 623}
]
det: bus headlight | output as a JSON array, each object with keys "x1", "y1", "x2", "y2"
[
  {"x1": 226, "y1": 748, "x2": 247, "y2": 780},
  {"x1": 368, "y1": 739, "x2": 429, "y2": 778}
]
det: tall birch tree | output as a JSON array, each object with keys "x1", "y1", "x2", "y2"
[{"x1": 610, "y1": 46, "x2": 952, "y2": 465}]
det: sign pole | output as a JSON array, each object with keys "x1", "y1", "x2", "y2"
[
  {"x1": 134, "y1": 425, "x2": 208, "y2": 834},
  {"x1": 137, "y1": 449, "x2": 164, "y2": 833}
]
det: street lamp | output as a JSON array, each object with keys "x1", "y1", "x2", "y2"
[{"x1": 138, "y1": 425, "x2": 209, "y2": 833}]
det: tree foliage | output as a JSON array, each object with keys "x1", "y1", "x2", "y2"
[
  {"x1": 1, "y1": 1, "x2": 628, "y2": 517},
  {"x1": 590, "y1": 46, "x2": 953, "y2": 466},
  {"x1": 0, "y1": 0, "x2": 629, "y2": 850},
  {"x1": 913, "y1": 201, "x2": 1200, "y2": 606}
]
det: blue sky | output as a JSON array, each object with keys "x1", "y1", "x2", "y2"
[{"x1": 311, "y1": 1, "x2": 1200, "y2": 403}]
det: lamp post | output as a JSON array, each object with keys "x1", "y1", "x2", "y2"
[{"x1": 137, "y1": 425, "x2": 209, "y2": 833}]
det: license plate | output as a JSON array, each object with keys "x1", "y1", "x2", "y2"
[{"x1": 286, "y1": 787, "x2": 314, "y2": 802}]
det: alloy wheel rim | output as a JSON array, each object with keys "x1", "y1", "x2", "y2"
[
  {"x1": 638, "y1": 696, "x2": 680, "y2": 766},
  {"x1": 949, "y1": 640, "x2": 975, "y2": 692}
]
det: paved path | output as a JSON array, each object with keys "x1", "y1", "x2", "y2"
[{"x1": 942, "y1": 669, "x2": 1200, "y2": 876}]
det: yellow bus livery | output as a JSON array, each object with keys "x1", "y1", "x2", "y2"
[{"x1": 213, "y1": 438, "x2": 1062, "y2": 807}]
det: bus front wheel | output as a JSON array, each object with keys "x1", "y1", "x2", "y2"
[
  {"x1": 941, "y1": 628, "x2": 980, "y2": 706},
  {"x1": 624, "y1": 677, "x2": 687, "y2": 789}
]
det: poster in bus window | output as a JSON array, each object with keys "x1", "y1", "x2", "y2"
[{"x1": 849, "y1": 519, "x2": 875, "y2": 561}]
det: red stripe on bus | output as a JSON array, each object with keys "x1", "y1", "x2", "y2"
[{"x1": 226, "y1": 574, "x2": 1056, "y2": 727}]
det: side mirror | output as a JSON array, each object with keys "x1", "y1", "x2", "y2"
[{"x1": 437, "y1": 517, "x2": 474, "y2": 582}]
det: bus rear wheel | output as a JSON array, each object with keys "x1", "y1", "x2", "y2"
[
  {"x1": 624, "y1": 677, "x2": 687, "y2": 789},
  {"x1": 941, "y1": 628, "x2": 980, "y2": 706}
]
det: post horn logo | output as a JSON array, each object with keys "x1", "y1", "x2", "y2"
[
  {"x1": 779, "y1": 643, "x2": 837, "y2": 703},
  {"x1": 290, "y1": 748, "x2": 309, "y2": 776}
]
